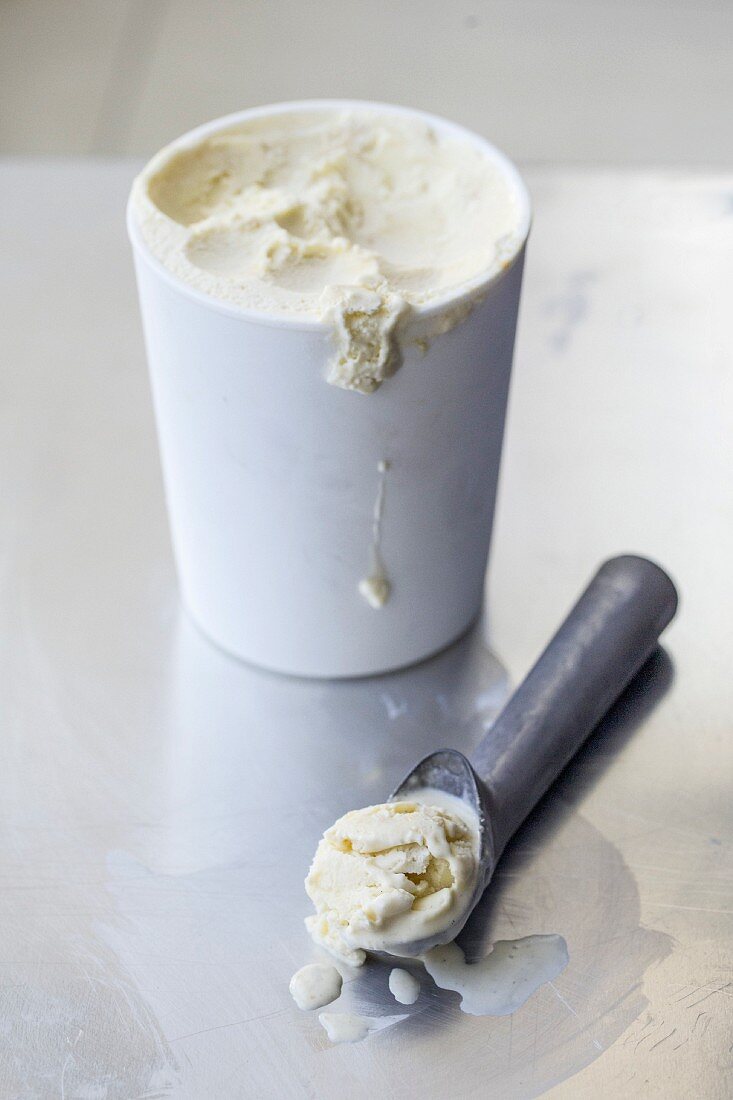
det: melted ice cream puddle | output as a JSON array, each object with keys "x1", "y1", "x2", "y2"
[
  {"x1": 423, "y1": 934, "x2": 569, "y2": 1016},
  {"x1": 359, "y1": 459, "x2": 391, "y2": 608},
  {"x1": 289, "y1": 963, "x2": 342, "y2": 1010},
  {"x1": 389, "y1": 968, "x2": 420, "y2": 1005},
  {"x1": 318, "y1": 1011, "x2": 408, "y2": 1044}
]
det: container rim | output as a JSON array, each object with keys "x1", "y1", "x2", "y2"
[{"x1": 126, "y1": 98, "x2": 532, "y2": 330}]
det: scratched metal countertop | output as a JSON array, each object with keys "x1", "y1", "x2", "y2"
[{"x1": 1, "y1": 162, "x2": 731, "y2": 1099}]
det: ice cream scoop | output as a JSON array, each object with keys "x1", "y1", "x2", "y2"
[
  {"x1": 387, "y1": 554, "x2": 678, "y2": 956},
  {"x1": 306, "y1": 555, "x2": 677, "y2": 963}
]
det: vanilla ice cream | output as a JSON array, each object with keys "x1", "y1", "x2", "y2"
[
  {"x1": 305, "y1": 790, "x2": 479, "y2": 965},
  {"x1": 130, "y1": 107, "x2": 522, "y2": 393}
]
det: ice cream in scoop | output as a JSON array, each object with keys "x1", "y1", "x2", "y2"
[{"x1": 305, "y1": 790, "x2": 479, "y2": 965}]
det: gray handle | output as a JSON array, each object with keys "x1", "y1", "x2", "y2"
[{"x1": 474, "y1": 555, "x2": 678, "y2": 856}]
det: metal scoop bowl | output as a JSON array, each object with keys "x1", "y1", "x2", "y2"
[{"x1": 388, "y1": 554, "x2": 679, "y2": 956}]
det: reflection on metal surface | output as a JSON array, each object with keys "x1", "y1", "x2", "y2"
[
  {"x1": 0, "y1": 927, "x2": 178, "y2": 1099},
  {"x1": 156, "y1": 609, "x2": 508, "y2": 878},
  {"x1": 318, "y1": 1011, "x2": 408, "y2": 1045}
]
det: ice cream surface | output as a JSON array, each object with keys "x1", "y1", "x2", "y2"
[
  {"x1": 130, "y1": 107, "x2": 522, "y2": 393},
  {"x1": 305, "y1": 790, "x2": 479, "y2": 966}
]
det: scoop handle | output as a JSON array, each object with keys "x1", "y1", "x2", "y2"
[{"x1": 474, "y1": 555, "x2": 678, "y2": 857}]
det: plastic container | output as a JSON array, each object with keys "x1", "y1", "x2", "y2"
[{"x1": 127, "y1": 100, "x2": 531, "y2": 677}]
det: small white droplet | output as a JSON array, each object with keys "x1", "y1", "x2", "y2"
[
  {"x1": 389, "y1": 968, "x2": 420, "y2": 1005},
  {"x1": 422, "y1": 935, "x2": 569, "y2": 1016},
  {"x1": 289, "y1": 963, "x2": 342, "y2": 1010}
]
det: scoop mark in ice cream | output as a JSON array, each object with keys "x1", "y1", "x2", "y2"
[
  {"x1": 130, "y1": 109, "x2": 521, "y2": 393},
  {"x1": 304, "y1": 790, "x2": 480, "y2": 966}
]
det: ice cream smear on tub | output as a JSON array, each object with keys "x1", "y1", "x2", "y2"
[
  {"x1": 305, "y1": 789, "x2": 480, "y2": 966},
  {"x1": 130, "y1": 108, "x2": 521, "y2": 394}
]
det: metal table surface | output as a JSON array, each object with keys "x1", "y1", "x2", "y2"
[{"x1": 1, "y1": 161, "x2": 731, "y2": 1100}]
